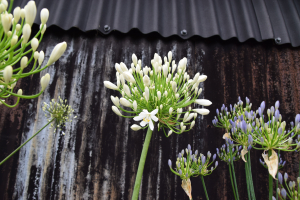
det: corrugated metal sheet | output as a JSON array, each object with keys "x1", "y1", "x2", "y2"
[
  {"x1": 9, "y1": 0, "x2": 300, "y2": 47},
  {"x1": 1, "y1": 27, "x2": 300, "y2": 199}
]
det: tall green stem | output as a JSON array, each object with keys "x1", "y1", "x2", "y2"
[
  {"x1": 131, "y1": 126, "x2": 153, "y2": 200},
  {"x1": 201, "y1": 175, "x2": 209, "y2": 200},
  {"x1": 247, "y1": 151, "x2": 256, "y2": 200},
  {"x1": 0, "y1": 118, "x2": 54, "y2": 166},
  {"x1": 245, "y1": 160, "x2": 251, "y2": 200},
  {"x1": 268, "y1": 150, "x2": 273, "y2": 200},
  {"x1": 229, "y1": 146, "x2": 239, "y2": 200},
  {"x1": 228, "y1": 163, "x2": 237, "y2": 200},
  {"x1": 276, "y1": 150, "x2": 280, "y2": 200}
]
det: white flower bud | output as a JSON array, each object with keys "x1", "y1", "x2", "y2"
[
  {"x1": 163, "y1": 64, "x2": 168, "y2": 77},
  {"x1": 167, "y1": 130, "x2": 173, "y2": 137},
  {"x1": 198, "y1": 75, "x2": 207, "y2": 82},
  {"x1": 20, "y1": 8, "x2": 25, "y2": 19},
  {"x1": 168, "y1": 51, "x2": 172, "y2": 62},
  {"x1": 40, "y1": 24, "x2": 46, "y2": 34},
  {"x1": 172, "y1": 64, "x2": 177, "y2": 73},
  {"x1": 190, "y1": 121, "x2": 195, "y2": 129},
  {"x1": 160, "y1": 104, "x2": 163, "y2": 110},
  {"x1": 143, "y1": 75, "x2": 150, "y2": 87},
  {"x1": 104, "y1": 81, "x2": 119, "y2": 90},
  {"x1": 16, "y1": 24, "x2": 21, "y2": 32},
  {"x1": 136, "y1": 64, "x2": 140, "y2": 73},
  {"x1": 10, "y1": 35, "x2": 18, "y2": 46},
  {"x1": 131, "y1": 124, "x2": 142, "y2": 131},
  {"x1": 194, "y1": 99, "x2": 212, "y2": 106},
  {"x1": 3, "y1": 65, "x2": 12, "y2": 83},
  {"x1": 110, "y1": 96, "x2": 120, "y2": 107},
  {"x1": 184, "y1": 113, "x2": 194, "y2": 122},
  {"x1": 21, "y1": 56, "x2": 28, "y2": 69},
  {"x1": 169, "y1": 107, "x2": 173, "y2": 115},
  {"x1": 132, "y1": 54, "x2": 137, "y2": 66},
  {"x1": 112, "y1": 106, "x2": 122, "y2": 116},
  {"x1": 164, "y1": 91, "x2": 168, "y2": 96},
  {"x1": 181, "y1": 125, "x2": 186, "y2": 133},
  {"x1": 157, "y1": 91, "x2": 161, "y2": 100},
  {"x1": 25, "y1": 1, "x2": 37, "y2": 26},
  {"x1": 119, "y1": 74, "x2": 125, "y2": 85},
  {"x1": 34, "y1": 51, "x2": 40, "y2": 60},
  {"x1": 40, "y1": 73, "x2": 50, "y2": 90},
  {"x1": 172, "y1": 82, "x2": 177, "y2": 93},
  {"x1": 193, "y1": 108, "x2": 210, "y2": 115},
  {"x1": 13, "y1": 7, "x2": 21, "y2": 23},
  {"x1": 1, "y1": 13, "x2": 12, "y2": 33},
  {"x1": 17, "y1": 89, "x2": 22, "y2": 95},
  {"x1": 0, "y1": 4, "x2": 5, "y2": 13},
  {"x1": 133, "y1": 100, "x2": 137, "y2": 111},
  {"x1": 22, "y1": 24, "x2": 31, "y2": 44},
  {"x1": 38, "y1": 51, "x2": 44, "y2": 65},
  {"x1": 198, "y1": 88, "x2": 202, "y2": 95},
  {"x1": 2, "y1": 0, "x2": 8, "y2": 10},
  {"x1": 47, "y1": 42, "x2": 67, "y2": 66},
  {"x1": 120, "y1": 97, "x2": 132, "y2": 107},
  {"x1": 123, "y1": 84, "x2": 131, "y2": 97},
  {"x1": 145, "y1": 87, "x2": 149, "y2": 101},
  {"x1": 123, "y1": 71, "x2": 136, "y2": 83},
  {"x1": 120, "y1": 62, "x2": 128, "y2": 72},
  {"x1": 138, "y1": 59, "x2": 142, "y2": 67},
  {"x1": 31, "y1": 38, "x2": 39, "y2": 51},
  {"x1": 40, "y1": 8, "x2": 49, "y2": 24}
]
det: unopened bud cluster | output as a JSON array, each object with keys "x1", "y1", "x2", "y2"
[
  {"x1": 0, "y1": 1, "x2": 67, "y2": 107},
  {"x1": 216, "y1": 139, "x2": 241, "y2": 164},
  {"x1": 274, "y1": 172, "x2": 300, "y2": 200},
  {"x1": 42, "y1": 97, "x2": 76, "y2": 132},
  {"x1": 168, "y1": 144, "x2": 218, "y2": 180},
  {"x1": 104, "y1": 51, "x2": 212, "y2": 135}
]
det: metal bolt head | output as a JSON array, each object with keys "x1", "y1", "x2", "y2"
[
  {"x1": 104, "y1": 25, "x2": 110, "y2": 32},
  {"x1": 275, "y1": 37, "x2": 281, "y2": 44},
  {"x1": 181, "y1": 29, "x2": 187, "y2": 36}
]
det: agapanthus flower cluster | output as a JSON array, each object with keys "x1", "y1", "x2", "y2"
[
  {"x1": 42, "y1": 96, "x2": 76, "y2": 132},
  {"x1": 0, "y1": 0, "x2": 67, "y2": 107},
  {"x1": 104, "y1": 51, "x2": 212, "y2": 135},
  {"x1": 273, "y1": 172, "x2": 300, "y2": 200},
  {"x1": 168, "y1": 144, "x2": 217, "y2": 200},
  {"x1": 216, "y1": 139, "x2": 242, "y2": 164}
]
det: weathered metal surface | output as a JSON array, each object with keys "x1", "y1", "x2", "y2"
[
  {"x1": 1, "y1": 27, "x2": 300, "y2": 199},
  {"x1": 11, "y1": 0, "x2": 300, "y2": 47}
]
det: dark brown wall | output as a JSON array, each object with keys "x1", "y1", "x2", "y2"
[{"x1": 0, "y1": 27, "x2": 300, "y2": 200}]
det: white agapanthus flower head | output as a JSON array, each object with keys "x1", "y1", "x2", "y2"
[{"x1": 104, "y1": 51, "x2": 212, "y2": 135}]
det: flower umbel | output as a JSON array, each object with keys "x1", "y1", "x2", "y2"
[
  {"x1": 42, "y1": 96, "x2": 76, "y2": 132},
  {"x1": 104, "y1": 51, "x2": 211, "y2": 135}
]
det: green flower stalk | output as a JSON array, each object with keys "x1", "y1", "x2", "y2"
[
  {"x1": 0, "y1": 97, "x2": 75, "y2": 166},
  {"x1": 104, "y1": 51, "x2": 212, "y2": 200},
  {"x1": 0, "y1": 0, "x2": 67, "y2": 108},
  {"x1": 168, "y1": 144, "x2": 218, "y2": 200}
]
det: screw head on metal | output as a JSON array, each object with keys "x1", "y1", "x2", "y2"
[
  {"x1": 104, "y1": 25, "x2": 110, "y2": 32},
  {"x1": 275, "y1": 37, "x2": 281, "y2": 44},
  {"x1": 181, "y1": 29, "x2": 187, "y2": 36}
]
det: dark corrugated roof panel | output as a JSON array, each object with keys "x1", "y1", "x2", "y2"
[{"x1": 13, "y1": 0, "x2": 300, "y2": 47}]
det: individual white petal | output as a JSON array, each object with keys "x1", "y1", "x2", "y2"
[
  {"x1": 133, "y1": 115, "x2": 145, "y2": 121},
  {"x1": 151, "y1": 115, "x2": 158, "y2": 122},
  {"x1": 132, "y1": 54, "x2": 137, "y2": 65},
  {"x1": 149, "y1": 120, "x2": 154, "y2": 130},
  {"x1": 192, "y1": 108, "x2": 210, "y2": 115},
  {"x1": 150, "y1": 109, "x2": 158, "y2": 115},
  {"x1": 120, "y1": 62, "x2": 128, "y2": 72},
  {"x1": 140, "y1": 120, "x2": 148, "y2": 127},
  {"x1": 194, "y1": 99, "x2": 212, "y2": 106},
  {"x1": 104, "y1": 81, "x2": 119, "y2": 90},
  {"x1": 131, "y1": 124, "x2": 142, "y2": 131}
]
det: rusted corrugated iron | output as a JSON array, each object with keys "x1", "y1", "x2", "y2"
[{"x1": 0, "y1": 27, "x2": 300, "y2": 199}]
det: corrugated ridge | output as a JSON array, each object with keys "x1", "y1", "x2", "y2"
[{"x1": 10, "y1": 0, "x2": 300, "y2": 46}]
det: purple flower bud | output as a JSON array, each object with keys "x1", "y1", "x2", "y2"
[
  {"x1": 282, "y1": 161, "x2": 286, "y2": 166},
  {"x1": 216, "y1": 148, "x2": 219, "y2": 154},
  {"x1": 225, "y1": 107, "x2": 228, "y2": 112},
  {"x1": 272, "y1": 197, "x2": 276, "y2": 200},
  {"x1": 242, "y1": 121, "x2": 247, "y2": 133},
  {"x1": 240, "y1": 115, "x2": 244, "y2": 121},
  {"x1": 289, "y1": 181, "x2": 293, "y2": 189},
  {"x1": 216, "y1": 109, "x2": 219, "y2": 115},
  {"x1": 252, "y1": 122, "x2": 255, "y2": 127},
  {"x1": 195, "y1": 150, "x2": 198, "y2": 156},
  {"x1": 213, "y1": 154, "x2": 216, "y2": 161},
  {"x1": 188, "y1": 144, "x2": 191, "y2": 151},
  {"x1": 201, "y1": 156, "x2": 206, "y2": 165},
  {"x1": 181, "y1": 149, "x2": 184, "y2": 155},
  {"x1": 246, "y1": 97, "x2": 250, "y2": 105},
  {"x1": 271, "y1": 106, "x2": 275, "y2": 115},
  {"x1": 221, "y1": 104, "x2": 225, "y2": 112},
  {"x1": 168, "y1": 159, "x2": 172, "y2": 167},
  {"x1": 179, "y1": 169, "x2": 182, "y2": 175},
  {"x1": 234, "y1": 116, "x2": 237, "y2": 121},
  {"x1": 247, "y1": 145, "x2": 252, "y2": 151},
  {"x1": 193, "y1": 157, "x2": 197, "y2": 162},
  {"x1": 291, "y1": 121, "x2": 294, "y2": 128},
  {"x1": 260, "y1": 101, "x2": 265, "y2": 112},
  {"x1": 248, "y1": 135, "x2": 253, "y2": 144},
  {"x1": 275, "y1": 100, "x2": 280, "y2": 110},
  {"x1": 233, "y1": 156, "x2": 236, "y2": 160},
  {"x1": 260, "y1": 137, "x2": 264, "y2": 143},
  {"x1": 184, "y1": 158, "x2": 186, "y2": 163},
  {"x1": 215, "y1": 161, "x2": 218, "y2": 167},
  {"x1": 275, "y1": 110, "x2": 280, "y2": 121},
  {"x1": 228, "y1": 158, "x2": 231, "y2": 162},
  {"x1": 278, "y1": 172, "x2": 283, "y2": 185},
  {"x1": 230, "y1": 104, "x2": 233, "y2": 112},
  {"x1": 284, "y1": 172, "x2": 288, "y2": 181},
  {"x1": 295, "y1": 114, "x2": 300, "y2": 126},
  {"x1": 278, "y1": 127, "x2": 282, "y2": 135},
  {"x1": 281, "y1": 188, "x2": 287, "y2": 199}
]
